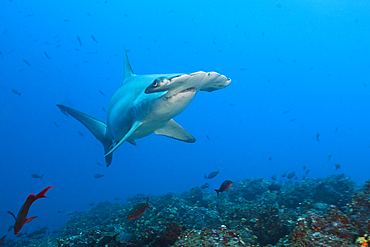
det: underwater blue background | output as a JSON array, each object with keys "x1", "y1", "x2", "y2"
[{"x1": 0, "y1": 0, "x2": 369, "y2": 239}]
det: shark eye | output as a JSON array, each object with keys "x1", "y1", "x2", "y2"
[{"x1": 153, "y1": 80, "x2": 159, "y2": 87}]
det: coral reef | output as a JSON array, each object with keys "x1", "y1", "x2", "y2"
[{"x1": 5, "y1": 174, "x2": 370, "y2": 247}]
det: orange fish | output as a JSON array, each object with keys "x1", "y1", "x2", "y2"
[
  {"x1": 215, "y1": 180, "x2": 233, "y2": 196},
  {"x1": 8, "y1": 186, "x2": 53, "y2": 234},
  {"x1": 127, "y1": 196, "x2": 150, "y2": 220}
]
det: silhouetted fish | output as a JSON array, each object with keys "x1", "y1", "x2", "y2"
[
  {"x1": 94, "y1": 174, "x2": 104, "y2": 179},
  {"x1": 90, "y1": 35, "x2": 98, "y2": 43},
  {"x1": 0, "y1": 235, "x2": 8, "y2": 245},
  {"x1": 114, "y1": 197, "x2": 120, "y2": 201},
  {"x1": 64, "y1": 211, "x2": 77, "y2": 216},
  {"x1": 98, "y1": 90, "x2": 105, "y2": 96},
  {"x1": 53, "y1": 122, "x2": 59, "y2": 127},
  {"x1": 287, "y1": 172, "x2": 295, "y2": 179},
  {"x1": 77, "y1": 131, "x2": 85, "y2": 137},
  {"x1": 281, "y1": 172, "x2": 287, "y2": 178},
  {"x1": 22, "y1": 59, "x2": 31, "y2": 66},
  {"x1": 271, "y1": 174, "x2": 277, "y2": 181},
  {"x1": 328, "y1": 153, "x2": 332, "y2": 161},
  {"x1": 268, "y1": 183, "x2": 281, "y2": 192},
  {"x1": 204, "y1": 170, "x2": 219, "y2": 179},
  {"x1": 97, "y1": 233, "x2": 119, "y2": 247},
  {"x1": 77, "y1": 36, "x2": 82, "y2": 47},
  {"x1": 30, "y1": 174, "x2": 43, "y2": 179},
  {"x1": 334, "y1": 163, "x2": 341, "y2": 171},
  {"x1": 316, "y1": 133, "x2": 320, "y2": 142},
  {"x1": 201, "y1": 183, "x2": 209, "y2": 189},
  {"x1": 11, "y1": 89, "x2": 21, "y2": 97},
  {"x1": 44, "y1": 51, "x2": 51, "y2": 59}
]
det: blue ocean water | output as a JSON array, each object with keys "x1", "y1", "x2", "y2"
[{"x1": 0, "y1": 0, "x2": 369, "y2": 241}]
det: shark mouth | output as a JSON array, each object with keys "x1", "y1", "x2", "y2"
[{"x1": 164, "y1": 87, "x2": 197, "y2": 100}]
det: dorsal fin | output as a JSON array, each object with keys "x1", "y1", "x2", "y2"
[{"x1": 122, "y1": 47, "x2": 134, "y2": 83}]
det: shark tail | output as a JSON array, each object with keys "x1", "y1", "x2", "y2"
[{"x1": 56, "y1": 104, "x2": 114, "y2": 167}]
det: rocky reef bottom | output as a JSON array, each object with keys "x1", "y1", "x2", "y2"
[{"x1": 5, "y1": 174, "x2": 370, "y2": 247}]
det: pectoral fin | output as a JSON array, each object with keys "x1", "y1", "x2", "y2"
[
  {"x1": 155, "y1": 119, "x2": 195, "y2": 143},
  {"x1": 104, "y1": 121, "x2": 141, "y2": 157},
  {"x1": 25, "y1": 216, "x2": 37, "y2": 223}
]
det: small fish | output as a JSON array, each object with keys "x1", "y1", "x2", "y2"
[
  {"x1": 86, "y1": 51, "x2": 98, "y2": 55},
  {"x1": 271, "y1": 174, "x2": 277, "y2": 181},
  {"x1": 114, "y1": 197, "x2": 121, "y2": 201},
  {"x1": 90, "y1": 35, "x2": 98, "y2": 43},
  {"x1": 31, "y1": 174, "x2": 43, "y2": 179},
  {"x1": 63, "y1": 19, "x2": 69, "y2": 22},
  {"x1": 0, "y1": 235, "x2": 7, "y2": 245},
  {"x1": 22, "y1": 59, "x2": 31, "y2": 66},
  {"x1": 77, "y1": 131, "x2": 85, "y2": 137},
  {"x1": 328, "y1": 153, "x2": 332, "y2": 161},
  {"x1": 287, "y1": 172, "x2": 295, "y2": 179},
  {"x1": 98, "y1": 90, "x2": 105, "y2": 96},
  {"x1": 302, "y1": 175, "x2": 306, "y2": 180},
  {"x1": 303, "y1": 165, "x2": 306, "y2": 171},
  {"x1": 206, "y1": 134, "x2": 211, "y2": 141},
  {"x1": 200, "y1": 183, "x2": 209, "y2": 189},
  {"x1": 102, "y1": 107, "x2": 107, "y2": 113},
  {"x1": 88, "y1": 203, "x2": 94, "y2": 206},
  {"x1": 16, "y1": 231, "x2": 27, "y2": 238},
  {"x1": 0, "y1": 51, "x2": 3, "y2": 57},
  {"x1": 64, "y1": 210, "x2": 77, "y2": 216},
  {"x1": 11, "y1": 89, "x2": 22, "y2": 97},
  {"x1": 362, "y1": 82, "x2": 367, "y2": 87},
  {"x1": 268, "y1": 183, "x2": 281, "y2": 192},
  {"x1": 77, "y1": 36, "x2": 82, "y2": 47},
  {"x1": 305, "y1": 169, "x2": 310, "y2": 175},
  {"x1": 96, "y1": 162, "x2": 103, "y2": 167},
  {"x1": 269, "y1": 156, "x2": 272, "y2": 161},
  {"x1": 128, "y1": 196, "x2": 150, "y2": 220},
  {"x1": 8, "y1": 186, "x2": 53, "y2": 234},
  {"x1": 334, "y1": 163, "x2": 341, "y2": 171},
  {"x1": 57, "y1": 210, "x2": 63, "y2": 213},
  {"x1": 334, "y1": 127, "x2": 339, "y2": 133},
  {"x1": 281, "y1": 172, "x2": 287, "y2": 178},
  {"x1": 87, "y1": 12, "x2": 92, "y2": 17},
  {"x1": 239, "y1": 67, "x2": 248, "y2": 71},
  {"x1": 7, "y1": 226, "x2": 12, "y2": 232},
  {"x1": 44, "y1": 51, "x2": 51, "y2": 59},
  {"x1": 96, "y1": 233, "x2": 119, "y2": 247},
  {"x1": 94, "y1": 174, "x2": 104, "y2": 179},
  {"x1": 215, "y1": 180, "x2": 233, "y2": 196},
  {"x1": 283, "y1": 110, "x2": 290, "y2": 114},
  {"x1": 53, "y1": 122, "x2": 59, "y2": 127},
  {"x1": 27, "y1": 227, "x2": 47, "y2": 238},
  {"x1": 290, "y1": 118, "x2": 296, "y2": 121},
  {"x1": 316, "y1": 133, "x2": 320, "y2": 142},
  {"x1": 204, "y1": 170, "x2": 219, "y2": 179}
]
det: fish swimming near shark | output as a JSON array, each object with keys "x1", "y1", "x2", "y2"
[
  {"x1": 8, "y1": 186, "x2": 52, "y2": 234},
  {"x1": 57, "y1": 48, "x2": 231, "y2": 167}
]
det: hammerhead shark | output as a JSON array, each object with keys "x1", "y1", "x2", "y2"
[{"x1": 57, "y1": 49, "x2": 231, "y2": 167}]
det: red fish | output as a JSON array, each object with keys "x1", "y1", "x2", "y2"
[
  {"x1": 127, "y1": 196, "x2": 150, "y2": 220},
  {"x1": 0, "y1": 235, "x2": 8, "y2": 245},
  {"x1": 8, "y1": 186, "x2": 53, "y2": 234},
  {"x1": 215, "y1": 180, "x2": 233, "y2": 196}
]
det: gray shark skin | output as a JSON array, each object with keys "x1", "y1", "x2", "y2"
[{"x1": 57, "y1": 49, "x2": 231, "y2": 167}]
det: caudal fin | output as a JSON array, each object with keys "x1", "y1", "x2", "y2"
[
  {"x1": 56, "y1": 104, "x2": 114, "y2": 167},
  {"x1": 36, "y1": 186, "x2": 53, "y2": 199}
]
